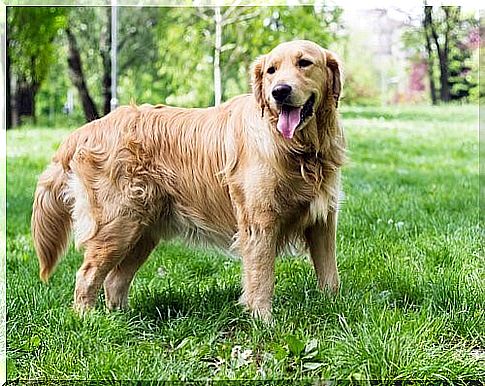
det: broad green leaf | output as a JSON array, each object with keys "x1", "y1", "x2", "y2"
[
  {"x1": 285, "y1": 335, "x2": 305, "y2": 356},
  {"x1": 30, "y1": 335, "x2": 41, "y2": 348}
]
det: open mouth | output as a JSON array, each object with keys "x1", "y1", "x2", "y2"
[{"x1": 276, "y1": 94, "x2": 315, "y2": 140}]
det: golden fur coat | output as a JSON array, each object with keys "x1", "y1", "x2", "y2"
[{"x1": 32, "y1": 40, "x2": 346, "y2": 320}]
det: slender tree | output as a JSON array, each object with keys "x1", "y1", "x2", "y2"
[
  {"x1": 429, "y1": 6, "x2": 452, "y2": 102},
  {"x1": 197, "y1": 5, "x2": 261, "y2": 106},
  {"x1": 65, "y1": 6, "x2": 162, "y2": 120},
  {"x1": 423, "y1": 6, "x2": 465, "y2": 103},
  {"x1": 66, "y1": 27, "x2": 99, "y2": 121},
  {"x1": 100, "y1": 6, "x2": 112, "y2": 115},
  {"x1": 423, "y1": 7, "x2": 437, "y2": 104},
  {"x1": 6, "y1": 34, "x2": 12, "y2": 128}
]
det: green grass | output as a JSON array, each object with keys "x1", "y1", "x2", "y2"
[{"x1": 6, "y1": 104, "x2": 484, "y2": 381}]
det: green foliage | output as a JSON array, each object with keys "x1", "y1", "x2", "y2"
[
  {"x1": 6, "y1": 105, "x2": 483, "y2": 379},
  {"x1": 402, "y1": 6, "x2": 478, "y2": 103},
  {"x1": 444, "y1": 9, "x2": 478, "y2": 102},
  {"x1": 8, "y1": 7, "x2": 67, "y2": 85},
  {"x1": 219, "y1": 6, "x2": 343, "y2": 101},
  {"x1": 11, "y1": 5, "x2": 343, "y2": 124},
  {"x1": 120, "y1": 6, "x2": 344, "y2": 107},
  {"x1": 338, "y1": 38, "x2": 381, "y2": 106},
  {"x1": 8, "y1": 6, "x2": 481, "y2": 125},
  {"x1": 35, "y1": 46, "x2": 82, "y2": 127}
]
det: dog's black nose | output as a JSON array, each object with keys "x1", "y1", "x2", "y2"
[{"x1": 272, "y1": 84, "x2": 292, "y2": 103}]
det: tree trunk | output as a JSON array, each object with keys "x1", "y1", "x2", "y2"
[
  {"x1": 11, "y1": 71, "x2": 39, "y2": 126},
  {"x1": 6, "y1": 35, "x2": 12, "y2": 128},
  {"x1": 100, "y1": 7, "x2": 112, "y2": 116},
  {"x1": 15, "y1": 80, "x2": 37, "y2": 121},
  {"x1": 423, "y1": 7, "x2": 437, "y2": 105},
  {"x1": 66, "y1": 28, "x2": 99, "y2": 122},
  {"x1": 437, "y1": 51, "x2": 451, "y2": 102},
  {"x1": 428, "y1": 6, "x2": 452, "y2": 103},
  {"x1": 438, "y1": 6, "x2": 454, "y2": 103},
  {"x1": 213, "y1": 6, "x2": 222, "y2": 106}
]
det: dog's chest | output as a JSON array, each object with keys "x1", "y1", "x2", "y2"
[
  {"x1": 307, "y1": 190, "x2": 330, "y2": 223},
  {"x1": 277, "y1": 178, "x2": 333, "y2": 228},
  {"x1": 279, "y1": 164, "x2": 339, "y2": 227}
]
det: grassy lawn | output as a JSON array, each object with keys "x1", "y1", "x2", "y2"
[{"x1": 6, "y1": 104, "x2": 484, "y2": 381}]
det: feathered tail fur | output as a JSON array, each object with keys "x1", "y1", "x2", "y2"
[{"x1": 31, "y1": 162, "x2": 72, "y2": 282}]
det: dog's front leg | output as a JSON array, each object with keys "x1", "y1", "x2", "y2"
[
  {"x1": 239, "y1": 220, "x2": 277, "y2": 322},
  {"x1": 304, "y1": 210, "x2": 340, "y2": 293}
]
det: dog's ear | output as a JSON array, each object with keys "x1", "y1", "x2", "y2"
[
  {"x1": 325, "y1": 50, "x2": 343, "y2": 108},
  {"x1": 251, "y1": 55, "x2": 266, "y2": 112}
]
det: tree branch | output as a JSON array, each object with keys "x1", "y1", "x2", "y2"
[
  {"x1": 222, "y1": 0, "x2": 244, "y2": 19},
  {"x1": 196, "y1": 7, "x2": 212, "y2": 22},
  {"x1": 222, "y1": 9, "x2": 261, "y2": 26},
  {"x1": 65, "y1": 28, "x2": 99, "y2": 121},
  {"x1": 427, "y1": 6, "x2": 441, "y2": 57}
]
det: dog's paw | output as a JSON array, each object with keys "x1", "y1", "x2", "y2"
[
  {"x1": 105, "y1": 295, "x2": 129, "y2": 311},
  {"x1": 105, "y1": 300, "x2": 128, "y2": 312},
  {"x1": 251, "y1": 306, "x2": 273, "y2": 324},
  {"x1": 239, "y1": 294, "x2": 273, "y2": 323},
  {"x1": 72, "y1": 301, "x2": 94, "y2": 316},
  {"x1": 238, "y1": 293, "x2": 248, "y2": 307},
  {"x1": 318, "y1": 272, "x2": 340, "y2": 295}
]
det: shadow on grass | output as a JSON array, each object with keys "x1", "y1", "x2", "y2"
[{"x1": 130, "y1": 283, "x2": 242, "y2": 322}]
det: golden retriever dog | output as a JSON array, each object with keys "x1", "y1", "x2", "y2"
[{"x1": 32, "y1": 40, "x2": 346, "y2": 321}]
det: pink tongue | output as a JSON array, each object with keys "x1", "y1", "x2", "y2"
[{"x1": 277, "y1": 107, "x2": 302, "y2": 139}]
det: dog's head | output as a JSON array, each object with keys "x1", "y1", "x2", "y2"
[{"x1": 252, "y1": 40, "x2": 342, "y2": 140}]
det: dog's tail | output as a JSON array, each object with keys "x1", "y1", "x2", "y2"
[{"x1": 32, "y1": 162, "x2": 72, "y2": 282}]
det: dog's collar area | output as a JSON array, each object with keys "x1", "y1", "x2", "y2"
[{"x1": 291, "y1": 147, "x2": 321, "y2": 162}]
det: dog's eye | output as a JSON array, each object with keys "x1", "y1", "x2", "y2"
[
  {"x1": 298, "y1": 59, "x2": 313, "y2": 68},
  {"x1": 267, "y1": 66, "x2": 276, "y2": 74}
]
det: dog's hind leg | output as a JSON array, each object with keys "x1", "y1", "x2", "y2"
[
  {"x1": 74, "y1": 216, "x2": 143, "y2": 313},
  {"x1": 103, "y1": 228, "x2": 160, "y2": 310},
  {"x1": 304, "y1": 210, "x2": 340, "y2": 294}
]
